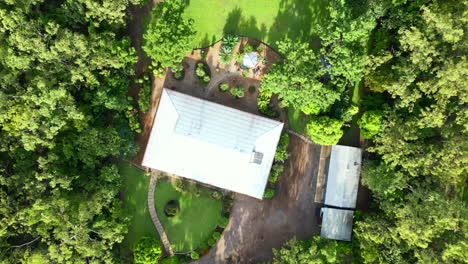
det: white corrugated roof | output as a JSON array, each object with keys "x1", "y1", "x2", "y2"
[
  {"x1": 320, "y1": 207, "x2": 353, "y2": 241},
  {"x1": 324, "y1": 145, "x2": 362, "y2": 208},
  {"x1": 143, "y1": 88, "x2": 284, "y2": 199}
]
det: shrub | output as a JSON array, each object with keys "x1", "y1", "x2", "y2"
[
  {"x1": 256, "y1": 45, "x2": 264, "y2": 53},
  {"x1": 190, "y1": 251, "x2": 200, "y2": 260},
  {"x1": 263, "y1": 188, "x2": 275, "y2": 199},
  {"x1": 172, "y1": 63, "x2": 184, "y2": 80},
  {"x1": 222, "y1": 35, "x2": 239, "y2": 49},
  {"x1": 257, "y1": 92, "x2": 280, "y2": 118},
  {"x1": 243, "y1": 44, "x2": 254, "y2": 53},
  {"x1": 306, "y1": 116, "x2": 344, "y2": 146},
  {"x1": 219, "y1": 52, "x2": 232, "y2": 65},
  {"x1": 358, "y1": 110, "x2": 383, "y2": 139},
  {"x1": 230, "y1": 85, "x2": 244, "y2": 98},
  {"x1": 274, "y1": 133, "x2": 290, "y2": 162},
  {"x1": 160, "y1": 256, "x2": 179, "y2": 264},
  {"x1": 138, "y1": 79, "x2": 151, "y2": 113},
  {"x1": 219, "y1": 83, "x2": 229, "y2": 92},
  {"x1": 269, "y1": 164, "x2": 284, "y2": 183},
  {"x1": 174, "y1": 179, "x2": 186, "y2": 193},
  {"x1": 217, "y1": 217, "x2": 229, "y2": 228},
  {"x1": 211, "y1": 191, "x2": 222, "y2": 200},
  {"x1": 133, "y1": 236, "x2": 162, "y2": 264},
  {"x1": 235, "y1": 52, "x2": 244, "y2": 63},
  {"x1": 212, "y1": 231, "x2": 221, "y2": 240},
  {"x1": 164, "y1": 200, "x2": 180, "y2": 217},
  {"x1": 195, "y1": 62, "x2": 210, "y2": 84},
  {"x1": 125, "y1": 110, "x2": 141, "y2": 133},
  {"x1": 207, "y1": 238, "x2": 216, "y2": 246}
]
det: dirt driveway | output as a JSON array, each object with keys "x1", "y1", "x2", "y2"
[{"x1": 195, "y1": 136, "x2": 321, "y2": 264}]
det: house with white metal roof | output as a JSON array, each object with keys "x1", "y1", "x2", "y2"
[{"x1": 143, "y1": 88, "x2": 284, "y2": 199}]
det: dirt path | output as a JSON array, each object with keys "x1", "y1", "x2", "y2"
[{"x1": 195, "y1": 136, "x2": 322, "y2": 264}]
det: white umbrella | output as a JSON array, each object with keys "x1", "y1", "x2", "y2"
[{"x1": 242, "y1": 52, "x2": 258, "y2": 69}]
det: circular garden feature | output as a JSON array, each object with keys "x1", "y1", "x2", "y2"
[
  {"x1": 164, "y1": 200, "x2": 180, "y2": 217},
  {"x1": 154, "y1": 178, "x2": 230, "y2": 253}
]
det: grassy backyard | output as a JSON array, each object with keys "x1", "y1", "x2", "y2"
[
  {"x1": 154, "y1": 179, "x2": 223, "y2": 252},
  {"x1": 183, "y1": 0, "x2": 327, "y2": 48},
  {"x1": 119, "y1": 162, "x2": 156, "y2": 260}
]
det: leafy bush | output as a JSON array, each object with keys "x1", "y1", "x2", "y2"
[
  {"x1": 138, "y1": 79, "x2": 151, "y2": 113},
  {"x1": 243, "y1": 44, "x2": 254, "y2": 53},
  {"x1": 263, "y1": 188, "x2": 275, "y2": 199},
  {"x1": 222, "y1": 35, "x2": 239, "y2": 49},
  {"x1": 235, "y1": 52, "x2": 244, "y2": 63},
  {"x1": 160, "y1": 256, "x2": 179, "y2": 264},
  {"x1": 207, "y1": 238, "x2": 216, "y2": 246},
  {"x1": 125, "y1": 110, "x2": 141, "y2": 133},
  {"x1": 257, "y1": 92, "x2": 280, "y2": 118},
  {"x1": 358, "y1": 110, "x2": 383, "y2": 139},
  {"x1": 190, "y1": 251, "x2": 200, "y2": 260},
  {"x1": 212, "y1": 232, "x2": 221, "y2": 240},
  {"x1": 256, "y1": 45, "x2": 264, "y2": 53},
  {"x1": 230, "y1": 85, "x2": 244, "y2": 98},
  {"x1": 195, "y1": 62, "x2": 210, "y2": 84},
  {"x1": 133, "y1": 236, "x2": 162, "y2": 264},
  {"x1": 172, "y1": 63, "x2": 185, "y2": 80},
  {"x1": 219, "y1": 35, "x2": 239, "y2": 66},
  {"x1": 269, "y1": 164, "x2": 284, "y2": 183},
  {"x1": 306, "y1": 116, "x2": 344, "y2": 145},
  {"x1": 211, "y1": 191, "x2": 222, "y2": 200},
  {"x1": 164, "y1": 200, "x2": 180, "y2": 217},
  {"x1": 219, "y1": 83, "x2": 229, "y2": 92},
  {"x1": 217, "y1": 217, "x2": 229, "y2": 228},
  {"x1": 275, "y1": 133, "x2": 290, "y2": 162}
]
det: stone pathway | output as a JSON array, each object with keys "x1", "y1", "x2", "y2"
[
  {"x1": 286, "y1": 129, "x2": 314, "y2": 145},
  {"x1": 148, "y1": 170, "x2": 174, "y2": 256}
]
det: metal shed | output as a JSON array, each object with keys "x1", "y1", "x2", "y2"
[
  {"x1": 324, "y1": 145, "x2": 362, "y2": 208},
  {"x1": 143, "y1": 88, "x2": 284, "y2": 199},
  {"x1": 320, "y1": 207, "x2": 354, "y2": 241}
]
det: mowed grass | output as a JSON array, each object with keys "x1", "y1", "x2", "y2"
[
  {"x1": 154, "y1": 180, "x2": 223, "y2": 252},
  {"x1": 183, "y1": 0, "x2": 328, "y2": 48},
  {"x1": 119, "y1": 162, "x2": 156, "y2": 259},
  {"x1": 287, "y1": 107, "x2": 309, "y2": 135}
]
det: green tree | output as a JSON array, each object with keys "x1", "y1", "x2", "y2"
[
  {"x1": 133, "y1": 236, "x2": 162, "y2": 264},
  {"x1": 143, "y1": 0, "x2": 196, "y2": 69},
  {"x1": 358, "y1": 110, "x2": 383, "y2": 139},
  {"x1": 272, "y1": 236, "x2": 351, "y2": 264},
  {"x1": 306, "y1": 116, "x2": 344, "y2": 145},
  {"x1": 260, "y1": 39, "x2": 338, "y2": 115}
]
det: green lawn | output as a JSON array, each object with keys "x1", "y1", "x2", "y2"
[
  {"x1": 154, "y1": 179, "x2": 223, "y2": 252},
  {"x1": 183, "y1": 0, "x2": 328, "y2": 48},
  {"x1": 119, "y1": 162, "x2": 156, "y2": 260},
  {"x1": 287, "y1": 107, "x2": 309, "y2": 134}
]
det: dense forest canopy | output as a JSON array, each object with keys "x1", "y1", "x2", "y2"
[
  {"x1": 0, "y1": 0, "x2": 466, "y2": 263},
  {"x1": 274, "y1": 0, "x2": 467, "y2": 263},
  {"x1": 0, "y1": 0, "x2": 142, "y2": 263}
]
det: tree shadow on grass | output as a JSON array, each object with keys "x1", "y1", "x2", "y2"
[
  {"x1": 267, "y1": 0, "x2": 328, "y2": 47},
  {"x1": 223, "y1": 7, "x2": 267, "y2": 41}
]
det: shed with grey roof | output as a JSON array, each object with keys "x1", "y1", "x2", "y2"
[
  {"x1": 320, "y1": 207, "x2": 354, "y2": 241},
  {"x1": 324, "y1": 145, "x2": 362, "y2": 209}
]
